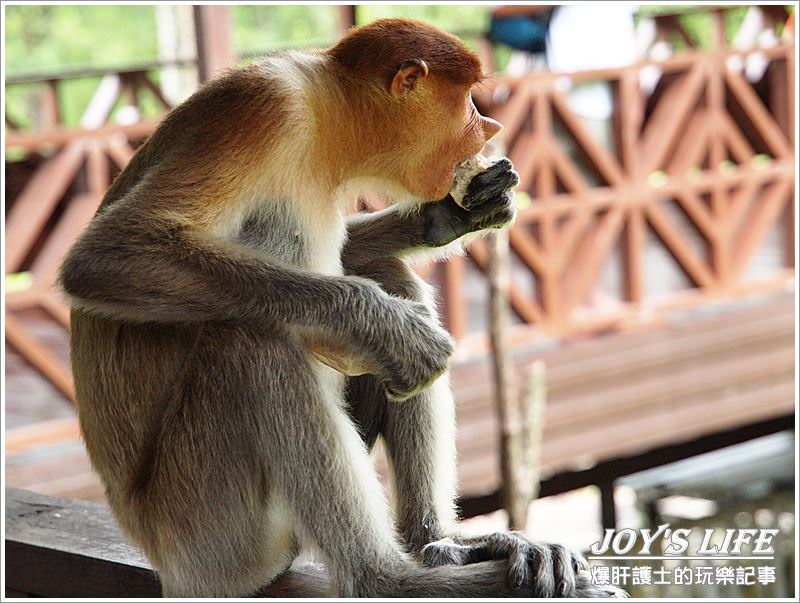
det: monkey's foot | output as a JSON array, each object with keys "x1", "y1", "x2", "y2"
[{"x1": 421, "y1": 532, "x2": 626, "y2": 598}]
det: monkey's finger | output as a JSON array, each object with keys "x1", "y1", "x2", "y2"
[
  {"x1": 421, "y1": 539, "x2": 471, "y2": 567},
  {"x1": 572, "y1": 550, "x2": 590, "y2": 572},
  {"x1": 464, "y1": 161, "x2": 515, "y2": 196},
  {"x1": 464, "y1": 168, "x2": 518, "y2": 203},
  {"x1": 469, "y1": 157, "x2": 513, "y2": 186},
  {"x1": 468, "y1": 193, "x2": 516, "y2": 227},
  {"x1": 528, "y1": 544, "x2": 556, "y2": 597},
  {"x1": 462, "y1": 167, "x2": 519, "y2": 210},
  {"x1": 506, "y1": 542, "x2": 532, "y2": 590},
  {"x1": 550, "y1": 543, "x2": 578, "y2": 597}
]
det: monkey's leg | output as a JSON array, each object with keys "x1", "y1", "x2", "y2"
[
  {"x1": 250, "y1": 323, "x2": 615, "y2": 597},
  {"x1": 124, "y1": 324, "x2": 301, "y2": 598},
  {"x1": 344, "y1": 257, "x2": 455, "y2": 546},
  {"x1": 345, "y1": 258, "x2": 625, "y2": 597}
]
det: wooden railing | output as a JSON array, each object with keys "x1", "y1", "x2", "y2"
[
  {"x1": 6, "y1": 487, "x2": 530, "y2": 597},
  {"x1": 4, "y1": 14, "x2": 795, "y2": 400},
  {"x1": 5, "y1": 59, "x2": 191, "y2": 400},
  {"x1": 4, "y1": 488, "x2": 331, "y2": 596},
  {"x1": 445, "y1": 41, "x2": 795, "y2": 343}
]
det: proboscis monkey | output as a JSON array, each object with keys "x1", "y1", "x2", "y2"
[{"x1": 61, "y1": 18, "x2": 620, "y2": 598}]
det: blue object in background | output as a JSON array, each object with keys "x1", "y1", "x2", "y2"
[{"x1": 489, "y1": 15, "x2": 551, "y2": 54}]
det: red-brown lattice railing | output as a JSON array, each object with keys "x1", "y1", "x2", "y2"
[{"x1": 4, "y1": 34, "x2": 795, "y2": 401}]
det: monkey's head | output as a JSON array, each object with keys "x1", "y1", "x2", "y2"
[{"x1": 329, "y1": 18, "x2": 502, "y2": 201}]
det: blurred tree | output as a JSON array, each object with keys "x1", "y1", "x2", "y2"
[
  {"x1": 232, "y1": 5, "x2": 339, "y2": 55},
  {"x1": 4, "y1": 5, "x2": 158, "y2": 72},
  {"x1": 356, "y1": 3, "x2": 488, "y2": 33},
  {"x1": 7, "y1": 4, "x2": 778, "y2": 131}
]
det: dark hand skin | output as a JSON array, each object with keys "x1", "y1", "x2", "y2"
[
  {"x1": 424, "y1": 158, "x2": 520, "y2": 247},
  {"x1": 341, "y1": 159, "x2": 520, "y2": 273}
]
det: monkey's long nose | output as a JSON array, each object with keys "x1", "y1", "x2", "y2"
[{"x1": 481, "y1": 116, "x2": 503, "y2": 143}]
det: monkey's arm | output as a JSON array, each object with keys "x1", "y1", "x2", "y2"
[
  {"x1": 342, "y1": 159, "x2": 518, "y2": 272},
  {"x1": 60, "y1": 199, "x2": 453, "y2": 401}
]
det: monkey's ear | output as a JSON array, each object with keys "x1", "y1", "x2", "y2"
[{"x1": 390, "y1": 59, "x2": 429, "y2": 96}]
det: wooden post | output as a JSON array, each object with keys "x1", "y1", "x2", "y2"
[
  {"x1": 336, "y1": 5, "x2": 357, "y2": 34},
  {"x1": 600, "y1": 480, "x2": 617, "y2": 531},
  {"x1": 442, "y1": 256, "x2": 466, "y2": 339},
  {"x1": 193, "y1": 5, "x2": 235, "y2": 83},
  {"x1": 155, "y1": 3, "x2": 198, "y2": 104},
  {"x1": 489, "y1": 229, "x2": 521, "y2": 529},
  {"x1": 41, "y1": 79, "x2": 61, "y2": 130},
  {"x1": 488, "y1": 229, "x2": 547, "y2": 530},
  {"x1": 520, "y1": 361, "x2": 547, "y2": 506}
]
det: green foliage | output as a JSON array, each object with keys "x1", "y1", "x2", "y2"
[
  {"x1": 4, "y1": 5, "x2": 158, "y2": 73},
  {"x1": 232, "y1": 5, "x2": 339, "y2": 55},
  {"x1": 231, "y1": 4, "x2": 489, "y2": 58},
  {"x1": 356, "y1": 4, "x2": 488, "y2": 33},
  {"x1": 635, "y1": 5, "x2": 749, "y2": 48},
  {"x1": 5, "y1": 4, "x2": 160, "y2": 128},
  {"x1": 4, "y1": 4, "x2": 782, "y2": 131}
]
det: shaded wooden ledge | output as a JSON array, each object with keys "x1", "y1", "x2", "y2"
[
  {"x1": 4, "y1": 488, "x2": 330, "y2": 597},
  {"x1": 6, "y1": 488, "x2": 554, "y2": 598}
]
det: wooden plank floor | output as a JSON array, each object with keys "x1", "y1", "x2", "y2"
[{"x1": 4, "y1": 292, "x2": 795, "y2": 505}]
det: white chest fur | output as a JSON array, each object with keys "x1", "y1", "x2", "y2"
[{"x1": 301, "y1": 200, "x2": 346, "y2": 276}]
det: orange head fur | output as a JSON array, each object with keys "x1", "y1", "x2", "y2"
[{"x1": 326, "y1": 18, "x2": 502, "y2": 200}]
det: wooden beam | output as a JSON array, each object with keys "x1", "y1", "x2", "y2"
[
  {"x1": 724, "y1": 67, "x2": 791, "y2": 158},
  {"x1": 615, "y1": 71, "x2": 643, "y2": 179},
  {"x1": 469, "y1": 239, "x2": 543, "y2": 324},
  {"x1": 645, "y1": 202, "x2": 714, "y2": 288},
  {"x1": 40, "y1": 293, "x2": 73, "y2": 330},
  {"x1": 729, "y1": 179, "x2": 791, "y2": 280},
  {"x1": 719, "y1": 112, "x2": 755, "y2": 164},
  {"x1": 86, "y1": 140, "x2": 109, "y2": 194},
  {"x1": 672, "y1": 188, "x2": 718, "y2": 243},
  {"x1": 640, "y1": 63, "x2": 706, "y2": 174},
  {"x1": 508, "y1": 227, "x2": 546, "y2": 274},
  {"x1": 665, "y1": 109, "x2": 709, "y2": 177},
  {"x1": 5, "y1": 488, "x2": 529, "y2": 597},
  {"x1": 5, "y1": 119, "x2": 159, "y2": 154},
  {"x1": 193, "y1": 5, "x2": 235, "y2": 83},
  {"x1": 621, "y1": 207, "x2": 645, "y2": 303},
  {"x1": 563, "y1": 207, "x2": 626, "y2": 311},
  {"x1": 137, "y1": 72, "x2": 173, "y2": 111},
  {"x1": 532, "y1": 414, "x2": 795, "y2": 502},
  {"x1": 336, "y1": 5, "x2": 357, "y2": 34},
  {"x1": 549, "y1": 89, "x2": 625, "y2": 186},
  {"x1": 5, "y1": 141, "x2": 86, "y2": 273},
  {"x1": 441, "y1": 256, "x2": 467, "y2": 339},
  {"x1": 80, "y1": 74, "x2": 121, "y2": 129},
  {"x1": 600, "y1": 481, "x2": 617, "y2": 531},
  {"x1": 707, "y1": 58, "x2": 727, "y2": 285},
  {"x1": 41, "y1": 79, "x2": 61, "y2": 129},
  {"x1": 5, "y1": 418, "x2": 81, "y2": 455},
  {"x1": 488, "y1": 80, "x2": 532, "y2": 142},
  {"x1": 30, "y1": 192, "x2": 101, "y2": 286},
  {"x1": 5, "y1": 313, "x2": 75, "y2": 401},
  {"x1": 105, "y1": 136, "x2": 137, "y2": 169}
]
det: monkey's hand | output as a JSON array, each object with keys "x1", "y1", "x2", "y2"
[
  {"x1": 424, "y1": 158, "x2": 519, "y2": 248},
  {"x1": 421, "y1": 533, "x2": 627, "y2": 598},
  {"x1": 366, "y1": 294, "x2": 454, "y2": 402}
]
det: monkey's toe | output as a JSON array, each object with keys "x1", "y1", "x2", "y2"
[{"x1": 421, "y1": 538, "x2": 473, "y2": 566}]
